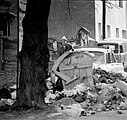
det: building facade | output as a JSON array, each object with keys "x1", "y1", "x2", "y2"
[{"x1": 95, "y1": 0, "x2": 127, "y2": 41}]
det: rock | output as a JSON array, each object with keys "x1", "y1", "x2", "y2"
[
  {"x1": 116, "y1": 110, "x2": 123, "y2": 114},
  {"x1": 119, "y1": 71, "x2": 127, "y2": 78},
  {"x1": 97, "y1": 86, "x2": 118, "y2": 103},
  {"x1": 93, "y1": 103, "x2": 106, "y2": 111},
  {"x1": 96, "y1": 83, "x2": 111, "y2": 89},
  {"x1": 53, "y1": 97, "x2": 77, "y2": 106},
  {"x1": 80, "y1": 101, "x2": 90, "y2": 109},
  {"x1": 112, "y1": 79, "x2": 127, "y2": 97},
  {"x1": 80, "y1": 111, "x2": 87, "y2": 116},
  {"x1": 45, "y1": 90, "x2": 57, "y2": 103},
  {"x1": 73, "y1": 94, "x2": 84, "y2": 102},
  {"x1": 0, "y1": 99, "x2": 14, "y2": 107},
  {"x1": 73, "y1": 83, "x2": 90, "y2": 94},
  {"x1": 119, "y1": 100, "x2": 127, "y2": 110},
  {"x1": 61, "y1": 103, "x2": 84, "y2": 117}
]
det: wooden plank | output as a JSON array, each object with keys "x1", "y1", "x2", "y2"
[{"x1": 59, "y1": 65, "x2": 92, "y2": 71}]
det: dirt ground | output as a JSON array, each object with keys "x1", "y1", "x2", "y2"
[{"x1": 0, "y1": 108, "x2": 127, "y2": 120}]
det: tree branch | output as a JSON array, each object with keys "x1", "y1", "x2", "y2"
[{"x1": 66, "y1": 0, "x2": 72, "y2": 19}]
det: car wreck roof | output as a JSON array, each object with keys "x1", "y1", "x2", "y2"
[{"x1": 74, "y1": 47, "x2": 111, "y2": 53}]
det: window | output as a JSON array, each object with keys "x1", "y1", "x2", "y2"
[
  {"x1": 107, "y1": 25, "x2": 111, "y2": 38},
  {"x1": 125, "y1": 44, "x2": 127, "y2": 52},
  {"x1": 106, "y1": 53, "x2": 116, "y2": 63},
  {"x1": 122, "y1": 30, "x2": 127, "y2": 38},
  {"x1": 116, "y1": 28, "x2": 119, "y2": 38},
  {"x1": 119, "y1": 0, "x2": 123, "y2": 8},
  {"x1": 89, "y1": 51, "x2": 105, "y2": 64},
  {"x1": 111, "y1": 53, "x2": 116, "y2": 63},
  {"x1": 114, "y1": 45, "x2": 119, "y2": 53},
  {"x1": 106, "y1": 53, "x2": 111, "y2": 63},
  {"x1": 120, "y1": 45, "x2": 123, "y2": 53},
  {"x1": 98, "y1": 23, "x2": 102, "y2": 41}
]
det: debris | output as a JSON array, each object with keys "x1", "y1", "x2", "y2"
[
  {"x1": 79, "y1": 111, "x2": 87, "y2": 116},
  {"x1": 112, "y1": 79, "x2": 127, "y2": 97},
  {"x1": 119, "y1": 100, "x2": 127, "y2": 110},
  {"x1": 9, "y1": 84, "x2": 17, "y2": 89},
  {"x1": 116, "y1": 110, "x2": 123, "y2": 114},
  {"x1": 45, "y1": 67, "x2": 127, "y2": 117},
  {"x1": 97, "y1": 86, "x2": 119, "y2": 103},
  {"x1": 96, "y1": 83, "x2": 111, "y2": 89},
  {"x1": 95, "y1": 103, "x2": 106, "y2": 111},
  {"x1": 47, "y1": 112, "x2": 62, "y2": 118},
  {"x1": 61, "y1": 103, "x2": 84, "y2": 117},
  {"x1": 0, "y1": 99, "x2": 14, "y2": 106},
  {"x1": 53, "y1": 97, "x2": 77, "y2": 107}
]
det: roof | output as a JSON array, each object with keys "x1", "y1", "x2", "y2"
[
  {"x1": 67, "y1": 38, "x2": 76, "y2": 42},
  {"x1": 61, "y1": 36, "x2": 67, "y2": 40},
  {"x1": 78, "y1": 27, "x2": 91, "y2": 34},
  {"x1": 74, "y1": 47, "x2": 111, "y2": 53}
]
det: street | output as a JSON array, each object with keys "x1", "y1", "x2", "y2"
[{"x1": 60, "y1": 110, "x2": 127, "y2": 120}]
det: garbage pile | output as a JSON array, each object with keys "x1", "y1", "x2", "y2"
[
  {"x1": 45, "y1": 68, "x2": 127, "y2": 117},
  {"x1": 0, "y1": 84, "x2": 16, "y2": 111}
]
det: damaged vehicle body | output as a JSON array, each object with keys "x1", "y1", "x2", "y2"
[
  {"x1": 73, "y1": 47, "x2": 124, "y2": 74},
  {"x1": 97, "y1": 38, "x2": 127, "y2": 69}
]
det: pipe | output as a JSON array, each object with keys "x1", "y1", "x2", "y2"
[{"x1": 102, "y1": 0, "x2": 106, "y2": 39}]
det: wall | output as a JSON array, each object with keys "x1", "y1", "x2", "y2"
[
  {"x1": 95, "y1": 0, "x2": 127, "y2": 41},
  {"x1": 19, "y1": 12, "x2": 25, "y2": 51},
  {"x1": 0, "y1": 0, "x2": 17, "y2": 85}
]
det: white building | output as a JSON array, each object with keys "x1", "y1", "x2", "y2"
[
  {"x1": 95, "y1": 0, "x2": 127, "y2": 42},
  {"x1": 19, "y1": 0, "x2": 26, "y2": 51}
]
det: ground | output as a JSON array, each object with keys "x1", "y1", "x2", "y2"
[{"x1": 0, "y1": 108, "x2": 127, "y2": 120}]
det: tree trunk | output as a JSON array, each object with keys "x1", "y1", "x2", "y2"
[{"x1": 13, "y1": 0, "x2": 51, "y2": 109}]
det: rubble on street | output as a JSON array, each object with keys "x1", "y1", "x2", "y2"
[
  {"x1": 45, "y1": 68, "x2": 127, "y2": 117},
  {"x1": 0, "y1": 66, "x2": 127, "y2": 117},
  {"x1": 0, "y1": 84, "x2": 16, "y2": 111}
]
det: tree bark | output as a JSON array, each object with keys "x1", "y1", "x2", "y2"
[{"x1": 13, "y1": 0, "x2": 51, "y2": 109}]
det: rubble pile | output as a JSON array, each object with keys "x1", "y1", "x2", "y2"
[
  {"x1": 45, "y1": 68, "x2": 127, "y2": 117},
  {"x1": 0, "y1": 84, "x2": 16, "y2": 111}
]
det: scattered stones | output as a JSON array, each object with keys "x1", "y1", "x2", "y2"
[
  {"x1": 116, "y1": 110, "x2": 123, "y2": 114},
  {"x1": 44, "y1": 68, "x2": 127, "y2": 117}
]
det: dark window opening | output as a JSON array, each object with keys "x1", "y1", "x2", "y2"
[
  {"x1": 119, "y1": 0, "x2": 123, "y2": 8},
  {"x1": 120, "y1": 45, "x2": 123, "y2": 53}
]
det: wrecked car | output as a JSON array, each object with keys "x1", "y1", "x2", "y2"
[{"x1": 73, "y1": 47, "x2": 124, "y2": 74}]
